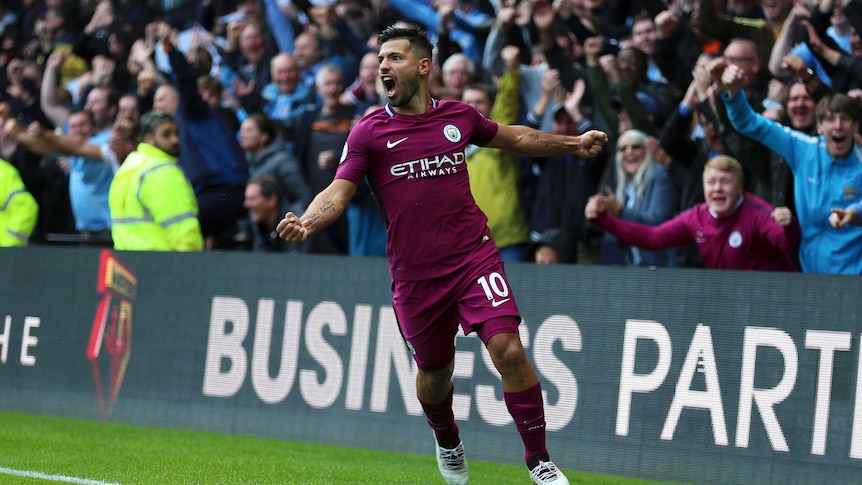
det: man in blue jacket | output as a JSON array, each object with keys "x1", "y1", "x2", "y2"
[{"x1": 154, "y1": 23, "x2": 249, "y2": 248}]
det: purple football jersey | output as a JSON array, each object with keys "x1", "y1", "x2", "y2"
[
  {"x1": 335, "y1": 99, "x2": 499, "y2": 280},
  {"x1": 593, "y1": 193, "x2": 800, "y2": 271}
]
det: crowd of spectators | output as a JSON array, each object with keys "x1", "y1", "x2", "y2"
[{"x1": 1, "y1": 0, "x2": 861, "y2": 274}]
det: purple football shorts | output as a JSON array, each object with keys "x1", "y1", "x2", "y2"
[{"x1": 391, "y1": 250, "x2": 521, "y2": 371}]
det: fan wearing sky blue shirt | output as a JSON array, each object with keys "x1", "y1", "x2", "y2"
[{"x1": 720, "y1": 61, "x2": 862, "y2": 274}]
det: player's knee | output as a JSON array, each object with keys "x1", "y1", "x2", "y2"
[
  {"x1": 418, "y1": 362, "x2": 455, "y2": 387},
  {"x1": 487, "y1": 334, "x2": 527, "y2": 370}
]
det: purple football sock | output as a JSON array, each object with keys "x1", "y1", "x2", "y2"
[
  {"x1": 505, "y1": 383, "x2": 549, "y2": 467},
  {"x1": 420, "y1": 384, "x2": 460, "y2": 449}
]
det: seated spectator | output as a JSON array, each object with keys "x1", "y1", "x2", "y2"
[
  {"x1": 720, "y1": 62, "x2": 862, "y2": 274},
  {"x1": 237, "y1": 174, "x2": 302, "y2": 253},
  {"x1": 593, "y1": 129, "x2": 678, "y2": 267},
  {"x1": 0, "y1": 158, "x2": 38, "y2": 247},
  {"x1": 586, "y1": 155, "x2": 800, "y2": 271},
  {"x1": 109, "y1": 110, "x2": 203, "y2": 251},
  {"x1": 527, "y1": 228, "x2": 576, "y2": 264}
]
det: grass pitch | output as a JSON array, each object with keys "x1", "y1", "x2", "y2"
[{"x1": 0, "y1": 410, "x2": 681, "y2": 484}]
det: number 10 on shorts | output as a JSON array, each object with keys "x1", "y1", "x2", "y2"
[{"x1": 477, "y1": 272, "x2": 511, "y2": 307}]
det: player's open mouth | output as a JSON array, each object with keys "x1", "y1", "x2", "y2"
[{"x1": 382, "y1": 76, "x2": 396, "y2": 97}]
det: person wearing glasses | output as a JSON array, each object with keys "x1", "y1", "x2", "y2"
[{"x1": 590, "y1": 129, "x2": 678, "y2": 266}]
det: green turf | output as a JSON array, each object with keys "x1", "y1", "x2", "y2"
[{"x1": 0, "y1": 410, "x2": 682, "y2": 484}]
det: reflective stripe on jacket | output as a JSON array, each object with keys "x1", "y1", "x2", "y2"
[
  {"x1": 109, "y1": 143, "x2": 203, "y2": 251},
  {"x1": 0, "y1": 159, "x2": 37, "y2": 247}
]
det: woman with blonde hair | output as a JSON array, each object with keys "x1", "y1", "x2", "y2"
[{"x1": 592, "y1": 129, "x2": 678, "y2": 266}]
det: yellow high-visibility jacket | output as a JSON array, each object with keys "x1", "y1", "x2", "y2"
[
  {"x1": 0, "y1": 159, "x2": 38, "y2": 247},
  {"x1": 109, "y1": 143, "x2": 203, "y2": 251}
]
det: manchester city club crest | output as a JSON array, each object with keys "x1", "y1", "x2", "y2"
[
  {"x1": 728, "y1": 230, "x2": 742, "y2": 248},
  {"x1": 443, "y1": 124, "x2": 461, "y2": 143}
]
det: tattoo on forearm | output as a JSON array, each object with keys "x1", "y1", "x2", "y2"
[
  {"x1": 302, "y1": 201, "x2": 335, "y2": 228},
  {"x1": 528, "y1": 133, "x2": 566, "y2": 151}
]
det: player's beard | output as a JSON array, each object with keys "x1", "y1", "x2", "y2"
[{"x1": 389, "y1": 74, "x2": 420, "y2": 108}]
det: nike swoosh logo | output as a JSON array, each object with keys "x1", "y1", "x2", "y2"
[
  {"x1": 387, "y1": 137, "x2": 408, "y2": 148},
  {"x1": 491, "y1": 298, "x2": 511, "y2": 308}
]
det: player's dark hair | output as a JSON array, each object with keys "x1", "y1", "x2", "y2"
[{"x1": 378, "y1": 26, "x2": 434, "y2": 60}]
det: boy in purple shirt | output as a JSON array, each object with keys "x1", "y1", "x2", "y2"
[
  {"x1": 277, "y1": 26, "x2": 608, "y2": 485},
  {"x1": 586, "y1": 155, "x2": 800, "y2": 272}
]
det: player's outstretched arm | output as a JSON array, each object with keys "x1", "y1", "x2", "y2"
[
  {"x1": 486, "y1": 123, "x2": 609, "y2": 158},
  {"x1": 277, "y1": 178, "x2": 358, "y2": 242}
]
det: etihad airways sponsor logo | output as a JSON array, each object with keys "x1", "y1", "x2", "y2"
[{"x1": 390, "y1": 151, "x2": 465, "y2": 179}]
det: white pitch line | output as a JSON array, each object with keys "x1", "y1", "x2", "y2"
[{"x1": 0, "y1": 467, "x2": 124, "y2": 485}]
